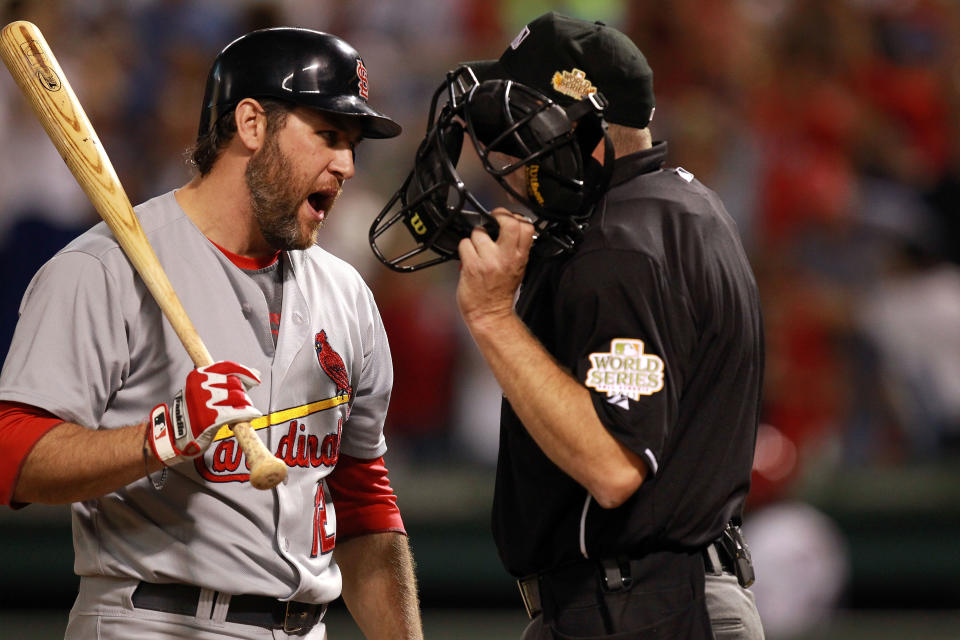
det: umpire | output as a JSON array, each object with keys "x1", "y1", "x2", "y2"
[{"x1": 453, "y1": 12, "x2": 766, "y2": 639}]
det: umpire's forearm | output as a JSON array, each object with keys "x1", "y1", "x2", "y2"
[
  {"x1": 12, "y1": 421, "x2": 160, "y2": 504},
  {"x1": 335, "y1": 531, "x2": 423, "y2": 640},
  {"x1": 463, "y1": 311, "x2": 647, "y2": 508}
]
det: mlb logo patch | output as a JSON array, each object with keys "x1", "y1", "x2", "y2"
[{"x1": 510, "y1": 25, "x2": 530, "y2": 50}]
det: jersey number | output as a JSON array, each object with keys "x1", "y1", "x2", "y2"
[{"x1": 311, "y1": 481, "x2": 336, "y2": 557}]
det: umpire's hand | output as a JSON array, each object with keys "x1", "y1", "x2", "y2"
[{"x1": 456, "y1": 208, "x2": 535, "y2": 327}]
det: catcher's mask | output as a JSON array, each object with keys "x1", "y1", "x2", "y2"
[{"x1": 369, "y1": 66, "x2": 613, "y2": 272}]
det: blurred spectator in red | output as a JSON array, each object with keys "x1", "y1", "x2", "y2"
[{"x1": 371, "y1": 270, "x2": 461, "y2": 461}]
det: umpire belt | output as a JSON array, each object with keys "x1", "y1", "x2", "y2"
[
  {"x1": 132, "y1": 581, "x2": 326, "y2": 633},
  {"x1": 517, "y1": 542, "x2": 739, "y2": 619}
]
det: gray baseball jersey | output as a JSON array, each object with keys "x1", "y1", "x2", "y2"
[{"x1": 0, "y1": 190, "x2": 393, "y2": 604}]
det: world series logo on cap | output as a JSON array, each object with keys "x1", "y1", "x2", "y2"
[{"x1": 551, "y1": 68, "x2": 596, "y2": 100}]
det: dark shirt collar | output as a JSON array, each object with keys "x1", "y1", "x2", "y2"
[{"x1": 608, "y1": 140, "x2": 668, "y2": 188}]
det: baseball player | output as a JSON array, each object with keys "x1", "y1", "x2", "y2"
[
  {"x1": 373, "y1": 12, "x2": 765, "y2": 640},
  {"x1": 0, "y1": 28, "x2": 422, "y2": 639}
]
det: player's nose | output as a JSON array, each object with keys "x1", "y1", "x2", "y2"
[{"x1": 328, "y1": 146, "x2": 355, "y2": 181}]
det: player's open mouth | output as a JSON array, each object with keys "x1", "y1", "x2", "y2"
[{"x1": 307, "y1": 193, "x2": 327, "y2": 220}]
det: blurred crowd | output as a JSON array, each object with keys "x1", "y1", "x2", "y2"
[{"x1": 1, "y1": 0, "x2": 959, "y2": 582}]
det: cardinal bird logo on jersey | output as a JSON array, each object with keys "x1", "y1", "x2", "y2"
[{"x1": 316, "y1": 330, "x2": 352, "y2": 398}]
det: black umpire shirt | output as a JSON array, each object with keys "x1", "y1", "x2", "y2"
[{"x1": 493, "y1": 141, "x2": 764, "y2": 577}]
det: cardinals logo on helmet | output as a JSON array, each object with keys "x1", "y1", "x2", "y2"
[{"x1": 356, "y1": 59, "x2": 369, "y2": 100}]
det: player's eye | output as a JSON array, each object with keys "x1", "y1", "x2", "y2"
[
  {"x1": 317, "y1": 130, "x2": 339, "y2": 146},
  {"x1": 317, "y1": 130, "x2": 361, "y2": 156}
]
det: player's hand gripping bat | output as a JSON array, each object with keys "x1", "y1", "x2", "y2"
[{"x1": 0, "y1": 20, "x2": 288, "y2": 490}]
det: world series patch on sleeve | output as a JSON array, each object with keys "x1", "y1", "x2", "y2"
[{"x1": 585, "y1": 339, "x2": 664, "y2": 407}]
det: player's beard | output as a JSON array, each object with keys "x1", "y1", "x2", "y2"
[{"x1": 245, "y1": 131, "x2": 322, "y2": 251}]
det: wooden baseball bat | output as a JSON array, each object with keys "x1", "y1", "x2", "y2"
[{"x1": 0, "y1": 20, "x2": 287, "y2": 490}]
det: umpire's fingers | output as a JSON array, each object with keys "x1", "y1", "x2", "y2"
[
  {"x1": 467, "y1": 223, "x2": 499, "y2": 262},
  {"x1": 491, "y1": 208, "x2": 535, "y2": 256},
  {"x1": 458, "y1": 234, "x2": 478, "y2": 265}
]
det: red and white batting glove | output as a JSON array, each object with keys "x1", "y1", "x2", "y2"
[{"x1": 148, "y1": 361, "x2": 263, "y2": 466}]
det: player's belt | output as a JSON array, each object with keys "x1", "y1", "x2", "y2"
[{"x1": 132, "y1": 581, "x2": 326, "y2": 633}]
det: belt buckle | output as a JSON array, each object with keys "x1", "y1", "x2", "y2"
[
  {"x1": 517, "y1": 577, "x2": 541, "y2": 619},
  {"x1": 283, "y1": 601, "x2": 311, "y2": 634}
]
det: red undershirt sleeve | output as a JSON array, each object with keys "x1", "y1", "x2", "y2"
[
  {"x1": 0, "y1": 401, "x2": 65, "y2": 507},
  {"x1": 326, "y1": 454, "x2": 405, "y2": 540}
]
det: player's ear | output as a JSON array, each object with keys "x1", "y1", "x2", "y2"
[{"x1": 234, "y1": 98, "x2": 268, "y2": 152}]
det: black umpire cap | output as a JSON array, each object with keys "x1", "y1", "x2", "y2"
[{"x1": 466, "y1": 12, "x2": 655, "y2": 128}]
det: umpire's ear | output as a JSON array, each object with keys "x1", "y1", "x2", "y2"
[{"x1": 234, "y1": 98, "x2": 268, "y2": 152}]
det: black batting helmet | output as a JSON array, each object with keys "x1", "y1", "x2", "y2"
[{"x1": 197, "y1": 27, "x2": 401, "y2": 139}]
